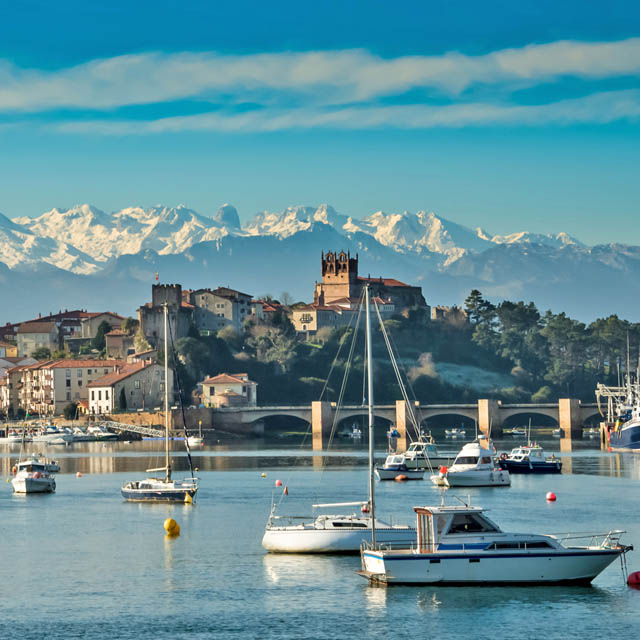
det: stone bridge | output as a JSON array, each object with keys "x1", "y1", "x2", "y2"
[{"x1": 213, "y1": 399, "x2": 602, "y2": 450}]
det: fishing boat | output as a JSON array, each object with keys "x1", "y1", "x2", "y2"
[
  {"x1": 445, "y1": 427, "x2": 466, "y2": 438},
  {"x1": 262, "y1": 285, "x2": 415, "y2": 553},
  {"x1": 359, "y1": 502, "x2": 632, "y2": 585},
  {"x1": 596, "y1": 373, "x2": 640, "y2": 451},
  {"x1": 121, "y1": 303, "x2": 198, "y2": 503},
  {"x1": 498, "y1": 444, "x2": 562, "y2": 474},
  {"x1": 374, "y1": 454, "x2": 425, "y2": 481},
  {"x1": 431, "y1": 436, "x2": 510, "y2": 487}
]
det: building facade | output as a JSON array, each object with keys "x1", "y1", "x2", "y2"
[
  {"x1": 189, "y1": 287, "x2": 252, "y2": 334},
  {"x1": 200, "y1": 373, "x2": 257, "y2": 408},
  {"x1": 16, "y1": 322, "x2": 59, "y2": 357}
]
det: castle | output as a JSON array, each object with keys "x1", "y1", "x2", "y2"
[{"x1": 313, "y1": 250, "x2": 426, "y2": 309}]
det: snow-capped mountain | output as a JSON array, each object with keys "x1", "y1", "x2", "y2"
[{"x1": 2, "y1": 200, "x2": 639, "y2": 323}]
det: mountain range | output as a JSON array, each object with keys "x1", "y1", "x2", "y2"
[{"x1": 1, "y1": 203, "x2": 637, "y2": 323}]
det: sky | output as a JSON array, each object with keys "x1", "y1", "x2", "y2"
[{"x1": 1, "y1": 0, "x2": 639, "y2": 245}]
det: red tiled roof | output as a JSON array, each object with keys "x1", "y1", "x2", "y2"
[
  {"x1": 202, "y1": 373, "x2": 256, "y2": 385},
  {"x1": 357, "y1": 277, "x2": 411, "y2": 287},
  {"x1": 48, "y1": 359, "x2": 120, "y2": 369},
  {"x1": 88, "y1": 361, "x2": 151, "y2": 387},
  {"x1": 17, "y1": 322, "x2": 57, "y2": 334},
  {"x1": 83, "y1": 312, "x2": 125, "y2": 320},
  {"x1": 105, "y1": 329, "x2": 129, "y2": 336}
]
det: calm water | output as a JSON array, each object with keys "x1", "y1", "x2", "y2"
[{"x1": 1, "y1": 437, "x2": 640, "y2": 639}]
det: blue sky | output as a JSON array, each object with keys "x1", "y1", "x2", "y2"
[{"x1": 1, "y1": 0, "x2": 639, "y2": 244}]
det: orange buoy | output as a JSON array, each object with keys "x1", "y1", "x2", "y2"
[
  {"x1": 395, "y1": 474, "x2": 408, "y2": 482},
  {"x1": 76, "y1": 471, "x2": 83, "y2": 478},
  {"x1": 275, "y1": 479, "x2": 283, "y2": 487},
  {"x1": 627, "y1": 571, "x2": 640, "y2": 588},
  {"x1": 546, "y1": 491, "x2": 557, "y2": 502},
  {"x1": 439, "y1": 466, "x2": 448, "y2": 475}
]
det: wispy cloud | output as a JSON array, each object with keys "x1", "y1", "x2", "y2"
[
  {"x1": 54, "y1": 90, "x2": 640, "y2": 134},
  {"x1": 1, "y1": 38, "x2": 640, "y2": 113}
]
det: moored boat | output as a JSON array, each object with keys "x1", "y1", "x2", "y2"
[
  {"x1": 359, "y1": 503, "x2": 632, "y2": 585},
  {"x1": 498, "y1": 444, "x2": 561, "y2": 474},
  {"x1": 11, "y1": 458, "x2": 56, "y2": 494},
  {"x1": 445, "y1": 427, "x2": 466, "y2": 438},
  {"x1": 374, "y1": 454, "x2": 425, "y2": 481},
  {"x1": 431, "y1": 436, "x2": 510, "y2": 487}
]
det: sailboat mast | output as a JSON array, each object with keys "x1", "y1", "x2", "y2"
[
  {"x1": 365, "y1": 285, "x2": 376, "y2": 546},
  {"x1": 164, "y1": 302, "x2": 171, "y2": 481}
]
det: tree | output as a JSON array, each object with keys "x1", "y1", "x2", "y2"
[
  {"x1": 122, "y1": 317, "x2": 139, "y2": 333},
  {"x1": 32, "y1": 347, "x2": 51, "y2": 360},
  {"x1": 63, "y1": 402, "x2": 78, "y2": 420},
  {"x1": 92, "y1": 320, "x2": 111, "y2": 351},
  {"x1": 119, "y1": 388, "x2": 127, "y2": 411}
]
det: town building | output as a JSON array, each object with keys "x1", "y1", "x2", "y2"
[
  {"x1": 16, "y1": 322, "x2": 59, "y2": 357},
  {"x1": 105, "y1": 329, "x2": 135, "y2": 359},
  {"x1": 0, "y1": 341, "x2": 18, "y2": 358},
  {"x1": 138, "y1": 284, "x2": 195, "y2": 349},
  {"x1": 200, "y1": 373, "x2": 257, "y2": 408},
  {"x1": 188, "y1": 287, "x2": 252, "y2": 334},
  {"x1": 88, "y1": 361, "x2": 171, "y2": 415}
]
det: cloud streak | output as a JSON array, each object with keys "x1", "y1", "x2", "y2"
[
  {"x1": 1, "y1": 38, "x2": 640, "y2": 113},
  {"x1": 54, "y1": 90, "x2": 640, "y2": 134}
]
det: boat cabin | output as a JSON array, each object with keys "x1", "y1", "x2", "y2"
[
  {"x1": 507, "y1": 446, "x2": 546, "y2": 462},
  {"x1": 414, "y1": 505, "x2": 502, "y2": 551},
  {"x1": 451, "y1": 438, "x2": 495, "y2": 469},
  {"x1": 404, "y1": 437, "x2": 438, "y2": 460}
]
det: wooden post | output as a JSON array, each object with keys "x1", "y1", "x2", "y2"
[{"x1": 312, "y1": 401, "x2": 333, "y2": 450}]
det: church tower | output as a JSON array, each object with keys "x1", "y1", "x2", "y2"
[{"x1": 314, "y1": 250, "x2": 359, "y2": 304}]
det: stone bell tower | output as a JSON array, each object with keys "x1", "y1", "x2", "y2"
[{"x1": 314, "y1": 250, "x2": 359, "y2": 304}]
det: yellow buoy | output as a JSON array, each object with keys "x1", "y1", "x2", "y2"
[
  {"x1": 261, "y1": 473, "x2": 267, "y2": 478},
  {"x1": 184, "y1": 493, "x2": 193, "y2": 504},
  {"x1": 163, "y1": 518, "x2": 180, "y2": 537}
]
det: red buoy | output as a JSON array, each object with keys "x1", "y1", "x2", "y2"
[
  {"x1": 439, "y1": 466, "x2": 448, "y2": 475},
  {"x1": 395, "y1": 474, "x2": 408, "y2": 482},
  {"x1": 627, "y1": 571, "x2": 640, "y2": 588},
  {"x1": 275, "y1": 479, "x2": 282, "y2": 487},
  {"x1": 361, "y1": 504, "x2": 370, "y2": 513},
  {"x1": 546, "y1": 491, "x2": 557, "y2": 502}
]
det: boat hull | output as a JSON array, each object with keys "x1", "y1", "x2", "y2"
[
  {"x1": 608, "y1": 419, "x2": 640, "y2": 451},
  {"x1": 498, "y1": 460, "x2": 562, "y2": 474},
  {"x1": 375, "y1": 466, "x2": 425, "y2": 481},
  {"x1": 262, "y1": 526, "x2": 415, "y2": 554},
  {"x1": 121, "y1": 487, "x2": 198, "y2": 502},
  {"x1": 11, "y1": 475, "x2": 56, "y2": 494},
  {"x1": 361, "y1": 548, "x2": 623, "y2": 584},
  {"x1": 432, "y1": 469, "x2": 510, "y2": 487}
]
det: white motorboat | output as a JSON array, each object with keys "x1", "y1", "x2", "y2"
[
  {"x1": 375, "y1": 454, "x2": 425, "y2": 481},
  {"x1": 400, "y1": 435, "x2": 450, "y2": 469},
  {"x1": 19, "y1": 454, "x2": 61, "y2": 473},
  {"x1": 7, "y1": 430, "x2": 30, "y2": 444},
  {"x1": 11, "y1": 458, "x2": 56, "y2": 494},
  {"x1": 431, "y1": 436, "x2": 510, "y2": 487},
  {"x1": 508, "y1": 428, "x2": 527, "y2": 437},
  {"x1": 498, "y1": 444, "x2": 561, "y2": 474},
  {"x1": 187, "y1": 435, "x2": 204, "y2": 447},
  {"x1": 552, "y1": 428, "x2": 562, "y2": 437},
  {"x1": 32, "y1": 425, "x2": 74, "y2": 444},
  {"x1": 359, "y1": 503, "x2": 632, "y2": 585},
  {"x1": 121, "y1": 302, "x2": 198, "y2": 503},
  {"x1": 87, "y1": 424, "x2": 119, "y2": 441},
  {"x1": 445, "y1": 428, "x2": 466, "y2": 438},
  {"x1": 262, "y1": 285, "x2": 415, "y2": 553}
]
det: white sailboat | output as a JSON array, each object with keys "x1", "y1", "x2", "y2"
[
  {"x1": 11, "y1": 426, "x2": 56, "y2": 494},
  {"x1": 121, "y1": 303, "x2": 198, "y2": 503},
  {"x1": 262, "y1": 285, "x2": 415, "y2": 553}
]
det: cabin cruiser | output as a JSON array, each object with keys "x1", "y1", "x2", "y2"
[
  {"x1": 262, "y1": 503, "x2": 415, "y2": 553},
  {"x1": 401, "y1": 435, "x2": 450, "y2": 469},
  {"x1": 359, "y1": 503, "x2": 632, "y2": 585},
  {"x1": 375, "y1": 454, "x2": 425, "y2": 481},
  {"x1": 498, "y1": 444, "x2": 561, "y2": 474},
  {"x1": 87, "y1": 424, "x2": 119, "y2": 441},
  {"x1": 11, "y1": 458, "x2": 56, "y2": 494},
  {"x1": 431, "y1": 436, "x2": 510, "y2": 487},
  {"x1": 32, "y1": 425, "x2": 74, "y2": 445}
]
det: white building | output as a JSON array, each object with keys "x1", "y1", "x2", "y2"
[
  {"x1": 189, "y1": 287, "x2": 252, "y2": 334},
  {"x1": 200, "y1": 373, "x2": 257, "y2": 407},
  {"x1": 16, "y1": 322, "x2": 59, "y2": 357}
]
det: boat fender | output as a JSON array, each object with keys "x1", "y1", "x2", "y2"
[
  {"x1": 395, "y1": 474, "x2": 408, "y2": 482},
  {"x1": 11, "y1": 466, "x2": 16, "y2": 475}
]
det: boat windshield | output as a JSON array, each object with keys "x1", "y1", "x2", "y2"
[
  {"x1": 454, "y1": 456, "x2": 478, "y2": 465},
  {"x1": 447, "y1": 513, "x2": 499, "y2": 534}
]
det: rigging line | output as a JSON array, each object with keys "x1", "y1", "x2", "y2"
[
  {"x1": 373, "y1": 302, "x2": 420, "y2": 439},
  {"x1": 274, "y1": 290, "x2": 366, "y2": 510},
  {"x1": 166, "y1": 308, "x2": 195, "y2": 478}
]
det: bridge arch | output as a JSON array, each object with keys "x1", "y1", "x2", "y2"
[{"x1": 501, "y1": 411, "x2": 559, "y2": 428}]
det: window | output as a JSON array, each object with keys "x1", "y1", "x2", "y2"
[
  {"x1": 98, "y1": 390, "x2": 102, "y2": 400},
  {"x1": 66, "y1": 369, "x2": 71, "y2": 378},
  {"x1": 448, "y1": 514, "x2": 499, "y2": 534},
  {"x1": 455, "y1": 456, "x2": 478, "y2": 465},
  {"x1": 87, "y1": 369, "x2": 92, "y2": 374},
  {"x1": 66, "y1": 379, "x2": 71, "y2": 388},
  {"x1": 91, "y1": 390, "x2": 95, "y2": 400},
  {"x1": 134, "y1": 380, "x2": 140, "y2": 389},
  {"x1": 66, "y1": 391, "x2": 71, "y2": 401},
  {"x1": 77, "y1": 370, "x2": 82, "y2": 377},
  {"x1": 105, "y1": 391, "x2": 109, "y2": 400},
  {"x1": 104, "y1": 369, "x2": 109, "y2": 374},
  {"x1": 78, "y1": 381, "x2": 82, "y2": 387},
  {"x1": 480, "y1": 456, "x2": 492, "y2": 464}
]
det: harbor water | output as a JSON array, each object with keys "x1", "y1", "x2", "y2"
[{"x1": 1, "y1": 437, "x2": 640, "y2": 639}]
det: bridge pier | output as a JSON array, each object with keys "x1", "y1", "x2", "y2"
[
  {"x1": 394, "y1": 401, "x2": 410, "y2": 452},
  {"x1": 558, "y1": 398, "x2": 581, "y2": 450},
  {"x1": 477, "y1": 399, "x2": 503, "y2": 438},
  {"x1": 312, "y1": 401, "x2": 334, "y2": 450}
]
